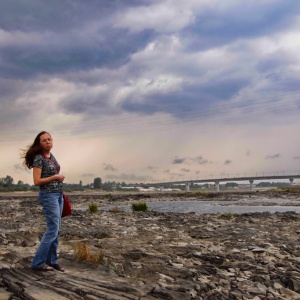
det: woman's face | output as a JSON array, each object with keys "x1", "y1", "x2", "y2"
[{"x1": 39, "y1": 133, "x2": 53, "y2": 152}]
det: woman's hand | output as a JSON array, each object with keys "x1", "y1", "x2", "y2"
[{"x1": 55, "y1": 174, "x2": 65, "y2": 182}]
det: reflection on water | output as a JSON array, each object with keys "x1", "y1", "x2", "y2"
[{"x1": 102, "y1": 198, "x2": 300, "y2": 214}]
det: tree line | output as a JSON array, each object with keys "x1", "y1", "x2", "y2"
[
  {"x1": 0, "y1": 175, "x2": 291, "y2": 192},
  {"x1": 0, "y1": 175, "x2": 138, "y2": 192}
]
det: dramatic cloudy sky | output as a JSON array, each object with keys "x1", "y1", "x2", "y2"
[{"x1": 1, "y1": 0, "x2": 300, "y2": 185}]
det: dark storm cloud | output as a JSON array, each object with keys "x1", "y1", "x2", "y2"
[
  {"x1": 60, "y1": 92, "x2": 119, "y2": 116},
  {"x1": 0, "y1": 0, "x2": 149, "y2": 32},
  {"x1": 255, "y1": 51, "x2": 300, "y2": 93},
  {"x1": 0, "y1": 28, "x2": 155, "y2": 79},
  {"x1": 122, "y1": 78, "x2": 249, "y2": 117},
  {"x1": 0, "y1": 0, "x2": 156, "y2": 79},
  {"x1": 265, "y1": 154, "x2": 281, "y2": 159},
  {"x1": 224, "y1": 160, "x2": 232, "y2": 165},
  {"x1": 172, "y1": 156, "x2": 211, "y2": 166},
  {"x1": 264, "y1": 73, "x2": 300, "y2": 93},
  {"x1": 293, "y1": 156, "x2": 300, "y2": 160},
  {"x1": 193, "y1": 156, "x2": 209, "y2": 165},
  {"x1": 183, "y1": 1, "x2": 300, "y2": 50},
  {"x1": 256, "y1": 52, "x2": 295, "y2": 74},
  {"x1": 0, "y1": 79, "x2": 23, "y2": 102},
  {"x1": 1, "y1": 0, "x2": 300, "y2": 128},
  {"x1": 103, "y1": 163, "x2": 117, "y2": 172},
  {"x1": 172, "y1": 158, "x2": 186, "y2": 164},
  {"x1": 181, "y1": 168, "x2": 190, "y2": 173}
]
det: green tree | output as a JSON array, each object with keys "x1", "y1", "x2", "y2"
[
  {"x1": 93, "y1": 177, "x2": 102, "y2": 189},
  {"x1": 3, "y1": 175, "x2": 14, "y2": 187},
  {"x1": 17, "y1": 180, "x2": 24, "y2": 186},
  {"x1": 225, "y1": 182, "x2": 238, "y2": 188}
]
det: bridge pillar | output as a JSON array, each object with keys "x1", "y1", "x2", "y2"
[
  {"x1": 185, "y1": 182, "x2": 190, "y2": 192},
  {"x1": 249, "y1": 180, "x2": 254, "y2": 190},
  {"x1": 215, "y1": 181, "x2": 220, "y2": 192},
  {"x1": 289, "y1": 178, "x2": 294, "y2": 186}
]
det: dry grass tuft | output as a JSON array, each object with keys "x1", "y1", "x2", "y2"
[
  {"x1": 109, "y1": 206, "x2": 122, "y2": 213},
  {"x1": 216, "y1": 212, "x2": 238, "y2": 219},
  {"x1": 73, "y1": 242, "x2": 104, "y2": 264}
]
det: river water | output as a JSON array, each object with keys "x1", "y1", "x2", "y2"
[{"x1": 102, "y1": 198, "x2": 300, "y2": 214}]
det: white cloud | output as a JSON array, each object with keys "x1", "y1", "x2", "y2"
[{"x1": 114, "y1": 1, "x2": 196, "y2": 33}]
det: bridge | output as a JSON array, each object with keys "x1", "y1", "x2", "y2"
[{"x1": 144, "y1": 172, "x2": 300, "y2": 192}]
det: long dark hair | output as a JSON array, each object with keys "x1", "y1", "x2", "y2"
[{"x1": 22, "y1": 131, "x2": 50, "y2": 169}]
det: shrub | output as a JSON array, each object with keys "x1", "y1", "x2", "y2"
[
  {"x1": 216, "y1": 212, "x2": 238, "y2": 219},
  {"x1": 88, "y1": 203, "x2": 99, "y2": 213},
  {"x1": 73, "y1": 242, "x2": 104, "y2": 264},
  {"x1": 131, "y1": 201, "x2": 148, "y2": 212},
  {"x1": 98, "y1": 231, "x2": 110, "y2": 238}
]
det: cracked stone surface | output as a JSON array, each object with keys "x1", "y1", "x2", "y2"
[{"x1": 1, "y1": 190, "x2": 300, "y2": 299}]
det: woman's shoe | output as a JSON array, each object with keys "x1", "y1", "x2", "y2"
[
  {"x1": 31, "y1": 264, "x2": 54, "y2": 272},
  {"x1": 49, "y1": 264, "x2": 65, "y2": 272}
]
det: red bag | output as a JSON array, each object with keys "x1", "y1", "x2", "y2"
[{"x1": 62, "y1": 193, "x2": 72, "y2": 217}]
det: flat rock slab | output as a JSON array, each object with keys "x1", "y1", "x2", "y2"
[
  {"x1": 1, "y1": 267, "x2": 145, "y2": 300},
  {"x1": 0, "y1": 288, "x2": 12, "y2": 300}
]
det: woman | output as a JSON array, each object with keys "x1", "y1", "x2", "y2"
[{"x1": 23, "y1": 131, "x2": 65, "y2": 272}]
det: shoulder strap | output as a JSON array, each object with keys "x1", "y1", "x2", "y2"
[{"x1": 42, "y1": 154, "x2": 59, "y2": 173}]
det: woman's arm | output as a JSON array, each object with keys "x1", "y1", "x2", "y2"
[{"x1": 33, "y1": 167, "x2": 64, "y2": 186}]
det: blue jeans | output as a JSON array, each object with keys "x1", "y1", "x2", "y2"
[{"x1": 31, "y1": 192, "x2": 63, "y2": 268}]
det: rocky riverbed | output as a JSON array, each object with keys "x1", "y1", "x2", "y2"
[{"x1": 1, "y1": 189, "x2": 300, "y2": 300}]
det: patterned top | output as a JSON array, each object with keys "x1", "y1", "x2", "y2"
[{"x1": 33, "y1": 153, "x2": 63, "y2": 192}]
